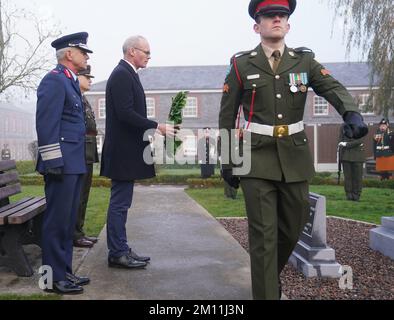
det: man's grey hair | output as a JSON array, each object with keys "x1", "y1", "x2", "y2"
[
  {"x1": 122, "y1": 35, "x2": 146, "y2": 55},
  {"x1": 56, "y1": 48, "x2": 69, "y2": 62}
]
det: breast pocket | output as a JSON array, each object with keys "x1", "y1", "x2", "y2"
[{"x1": 243, "y1": 79, "x2": 268, "y2": 107}]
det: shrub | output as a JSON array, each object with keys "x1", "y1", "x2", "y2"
[{"x1": 16, "y1": 161, "x2": 36, "y2": 175}]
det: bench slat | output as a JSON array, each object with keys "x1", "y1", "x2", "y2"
[
  {"x1": 0, "y1": 172, "x2": 19, "y2": 185},
  {"x1": 0, "y1": 197, "x2": 40, "y2": 225},
  {"x1": 0, "y1": 183, "x2": 22, "y2": 201},
  {"x1": 0, "y1": 197, "x2": 34, "y2": 214},
  {"x1": 8, "y1": 197, "x2": 46, "y2": 224},
  {"x1": 0, "y1": 160, "x2": 16, "y2": 171}
]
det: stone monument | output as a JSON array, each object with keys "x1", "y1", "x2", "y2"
[
  {"x1": 289, "y1": 192, "x2": 342, "y2": 278},
  {"x1": 370, "y1": 217, "x2": 394, "y2": 260}
]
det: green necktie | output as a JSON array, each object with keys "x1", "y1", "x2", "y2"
[{"x1": 272, "y1": 50, "x2": 281, "y2": 73}]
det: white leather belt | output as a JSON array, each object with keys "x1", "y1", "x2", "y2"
[
  {"x1": 246, "y1": 121, "x2": 304, "y2": 138},
  {"x1": 376, "y1": 146, "x2": 390, "y2": 150}
]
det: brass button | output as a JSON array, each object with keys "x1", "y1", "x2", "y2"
[{"x1": 276, "y1": 94, "x2": 282, "y2": 99}]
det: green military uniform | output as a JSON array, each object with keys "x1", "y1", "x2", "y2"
[
  {"x1": 219, "y1": 44, "x2": 358, "y2": 299},
  {"x1": 338, "y1": 124, "x2": 365, "y2": 201},
  {"x1": 74, "y1": 95, "x2": 99, "y2": 241}
]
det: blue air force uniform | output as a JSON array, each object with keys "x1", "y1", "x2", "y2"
[{"x1": 36, "y1": 32, "x2": 92, "y2": 283}]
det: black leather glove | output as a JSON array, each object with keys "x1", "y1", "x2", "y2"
[
  {"x1": 343, "y1": 111, "x2": 369, "y2": 139},
  {"x1": 45, "y1": 167, "x2": 64, "y2": 182},
  {"x1": 221, "y1": 168, "x2": 240, "y2": 189}
]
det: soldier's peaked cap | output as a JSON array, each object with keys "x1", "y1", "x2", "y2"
[
  {"x1": 249, "y1": 0, "x2": 297, "y2": 19},
  {"x1": 379, "y1": 118, "x2": 389, "y2": 126},
  {"x1": 77, "y1": 65, "x2": 95, "y2": 78},
  {"x1": 51, "y1": 32, "x2": 93, "y2": 53}
]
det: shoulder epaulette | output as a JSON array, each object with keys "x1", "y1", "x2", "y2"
[
  {"x1": 51, "y1": 69, "x2": 60, "y2": 74},
  {"x1": 230, "y1": 50, "x2": 253, "y2": 63},
  {"x1": 294, "y1": 47, "x2": 315, "y2": 57}
]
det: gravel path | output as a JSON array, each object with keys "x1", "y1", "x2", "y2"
[{"x1": 218, "y1": 217, "x2": 394, "y2": 300}]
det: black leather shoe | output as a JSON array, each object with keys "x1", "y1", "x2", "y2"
[
  {"x1": 128, "y1": 249, "x2": 150, "y2": 262},
  {"x1": 73, "y1": 238, "x2": 94, "y2": 248},
  {"x1": 45, "y1": 280, "x2": 84, "y2": 295},
  {"x1": 84, "y1": 236, "x2": 98, "y2": 243},
  {"x1": 108, "y1": 254, "x2": 147, "y2": 269},
  {"x1": 66, "y1": 272, "x2": 90, "y2": 286}
]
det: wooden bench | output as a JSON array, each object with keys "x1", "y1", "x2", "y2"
[{"x1": 0, "y1": 160, "x2": 46, "y2": 277}]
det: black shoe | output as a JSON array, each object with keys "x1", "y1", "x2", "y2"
[
  {"x1": 45, "y1": 280, "x2": 84, "y2": 295},
  {"x1": 108, "y1": 254, "x2": 147, "y2": 269},
  {"x1": 73, "y1": 238, "x2": 94, "y2": 248},
  {"x1": 279, "y1": 281, "x2": 282, "y2": 300},
  {"x1": 84, "y1": 236, "x2": 98, "y2": 243},
  {"x1": 66, "y1": 272, "x2": 90, "y2": 286},
  {"x1": 128, "y1": 249, "x2": 150, "y2": 262}
]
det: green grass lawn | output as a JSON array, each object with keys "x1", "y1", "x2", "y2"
[
  {"x1": 185, "y1": 185, "x2": 394, "y2": 225},
  {"x1": 10, "y1": 186, "x2": 110, "y2": 237}
]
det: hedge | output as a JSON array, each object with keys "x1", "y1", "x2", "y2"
[{"x1": 18, "y1": 172, "x2": 394, "y2": 189}]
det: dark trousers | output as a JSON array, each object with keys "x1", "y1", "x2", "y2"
[
  {"x1": 342, "y1": 161, "x2": 363, "y2": 200},
  {"x1": 74, "y1": 163, "x2": 94, "y2": 240},
  {"x1": 240, "y1": 178, "x2": 310, "y2": 300},
  {"x1": 106, "y1": 180, "x2": 134, "y2": 258},
  {"x1": 42, "y1": 174, "x2": 83, "y2": 281}
]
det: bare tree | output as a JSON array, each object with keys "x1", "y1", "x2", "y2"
[
  {"x1": 0, "y1": 0, "x2": 60, "y2": 98},
  {"x1": 330, "y1": 0, "x2": 394, "y2": 117}
]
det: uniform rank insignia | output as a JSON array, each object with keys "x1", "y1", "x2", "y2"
[
  {"x1": 223, "y1": 83, "x2": 230, "y2": 93},
  {"x1": 321, "y1": 68, "x2": 331, "y2": 76},
  {"x1": 63, "y1": 69, "x2": 72, "y2": 79},
  {"x1": 289, "y1": 72, "x2": 308, "y2": 93}
]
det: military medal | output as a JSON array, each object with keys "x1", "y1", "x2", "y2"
[{"x1": 289, "y1": 72, "x2": 308, "y2": 93}]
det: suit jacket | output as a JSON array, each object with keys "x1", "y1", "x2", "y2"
[
  {"x1": 100, "y1": 60, "x2": 158, "y2": 181},
  {"x1": 338, "y1": 124, "x2": 365, "y2": 162},
  {"x1": 36, "y1": 64, "x2": 86, "y2": 175},
  {"x1": 219, "y1": 44, "x2": 359, "y2": 183}
]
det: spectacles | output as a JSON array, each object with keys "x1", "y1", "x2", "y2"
[{"x1": 133, "y1": 47, "x2": 151, "y2": 56}]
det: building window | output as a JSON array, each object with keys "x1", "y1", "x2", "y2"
[
  {"x1": 358, "y1": 94, "x2": 375, "y2": 115},
  {"x1": 182, "y1": 97, "x2": 198, "y2": 118},
  {"x1": 183, "y1": 135, "x2": 197, "y2": 156},
  {"x1": 98, "y1": 99, "x2": 106, "y2": 119},
  {"x1": 146, "y1": 97, "x2": 156, "y2": 118},
  {"x1": 313, "y1": 96, "x2": 329, "y2": 116}
]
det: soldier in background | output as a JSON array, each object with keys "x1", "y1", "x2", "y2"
[
  {"x1": 338, "y1": 124, "x2": 366, "y2": 201},
  {"x1": 1, "y1": 144, "x2": 11, "y2": 160},
  {"x1": 73, "y1": 65, "x2": 99, "y2": 248},
  {"x1": 373, "y1": 118, "x2": 394, "y2": 180}
]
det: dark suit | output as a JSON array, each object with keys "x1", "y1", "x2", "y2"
[
  {"x1": 36, "y1": 64, "x2": 86, "y2": 281},
  {"x1": 100, "y1": 60, "x2": 157, "y2": 258}
]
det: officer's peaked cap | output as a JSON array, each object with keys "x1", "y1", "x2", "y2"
[
  {"x1": 77, "y1": 65, "x2": 94, "y2": 78},
  {"x1": 249, "y1": 0, "x2": 297, "y2": 19},
  {"x1": 51, "y1": 32, "x2": 93, "y2": 53},
  {"x1": 379, "y1": 118, "x2": 389, "y2": 126}
]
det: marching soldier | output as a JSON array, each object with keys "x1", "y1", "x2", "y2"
[
  {"x1": 219, "y1": 0, "x2": 368, "y2": 300},
  {"x1": 338, "y1": 124, "x2": 366, "y2": 201},
  {"x1": 73, "y1": 65, "x2": 100, "y2": 248},
  {"x1": 373, "y1": 118, "x2": 394, "y2": 180},
  {"x1": 36, "y1": 32, "x2": 92, "y2": 294}
]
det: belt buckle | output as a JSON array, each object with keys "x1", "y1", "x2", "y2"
[{"x1": 274, "y1": 125, "x2": 289, "y2": 138}]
